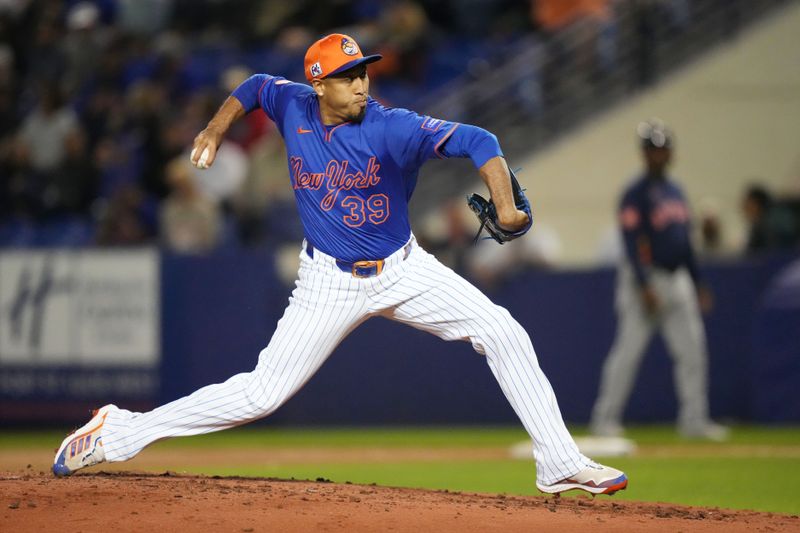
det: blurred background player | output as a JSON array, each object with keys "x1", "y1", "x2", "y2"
[{"x1": 590, "y1": 119, "x2": 728, "y2": 441}]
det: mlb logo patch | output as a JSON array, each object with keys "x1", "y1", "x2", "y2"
[
  {"x1": 310, "y1": 62, "x2": 323, "y2": 78},
  {"x1": 421, "y1": 117, "x2": 444, "y2": 132}
]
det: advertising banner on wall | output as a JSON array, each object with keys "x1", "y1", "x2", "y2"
[{"x1": 0, "y1": 249, "x2": 160, "y2": 418}]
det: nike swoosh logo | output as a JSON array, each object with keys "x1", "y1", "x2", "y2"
[{"x1": 297, "y1": 127, "x2": 313, "y2": 134}]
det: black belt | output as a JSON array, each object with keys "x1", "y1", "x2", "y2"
[{"x1": 306, "y1": 242, "x2": 412, "y2": 278}]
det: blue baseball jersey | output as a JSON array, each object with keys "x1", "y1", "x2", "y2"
[
  {"x1": 232, "y1": 74, "x2": 502, "y2": 262},
  {"x1": 618, "y1": 174, "x2": 700, "y2": 284}
]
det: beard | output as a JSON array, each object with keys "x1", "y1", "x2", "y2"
[{"x1": 348, "y1": 105, "x2": 366, "y2": 123}]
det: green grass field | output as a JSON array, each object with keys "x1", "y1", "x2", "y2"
[{"x1": 3, "y1": 425, "x2": 799, "y2": 515}]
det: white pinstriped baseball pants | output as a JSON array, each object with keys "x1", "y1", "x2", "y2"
[{"x1": 102, "y1": 237, "x2": 590, "y2": 484}]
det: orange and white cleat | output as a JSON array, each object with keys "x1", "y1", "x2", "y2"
[
  {"x1": 52, "y1": 404, "x2": 115, "y2": 477},
  {"x1": 536, "y1": 462, "x2": 628, "y2": 496}
]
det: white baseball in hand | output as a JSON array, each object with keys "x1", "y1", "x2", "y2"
[{"x1": 191, "y1": 147, "x2": 211, "y2": 169}]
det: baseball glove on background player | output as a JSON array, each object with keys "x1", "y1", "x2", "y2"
[{"x1": 467, "y1": 168, "x2": 533, "y2": 244}]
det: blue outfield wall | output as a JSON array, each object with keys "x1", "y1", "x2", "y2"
[{"x1": 159, "y1": 250, "x2": 800, "y2": 426}]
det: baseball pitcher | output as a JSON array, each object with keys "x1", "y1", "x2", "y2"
[{"x1": 54, "y1": 34, "x2": 627, "y2": 495}]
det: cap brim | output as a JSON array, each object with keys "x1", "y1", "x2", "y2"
[{"x1": 325, "y1": 54, "x2": 383, "y2": 78}]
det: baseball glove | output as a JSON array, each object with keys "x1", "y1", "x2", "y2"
[{"x1": 467, "y1": 168, "x2": 533, "y2": 244}]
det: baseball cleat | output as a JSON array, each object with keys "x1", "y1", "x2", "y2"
[
  {"x1": 52, "y1": 404, "x2": 115, "y2": 477},
  {"x1": 680, "y1": 422, "x2": 730, "y2": 442},
  {"x1": 536, "y1": 462, "x2": 628, "y2": 495}
]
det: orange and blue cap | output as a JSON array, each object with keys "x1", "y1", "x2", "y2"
[{"x1": 304, "y1": 33, "x2": 382, "y2": 82}]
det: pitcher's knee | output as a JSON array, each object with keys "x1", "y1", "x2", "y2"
[
  {"x1": 246, "y1": 387, "x2": 283, "y2": 417},
  {"x1": 475, "y1": 307, "x2": 533, "y2": 354},
  {"x1": 243, "y1": 371, "x2": 284, "y2": 417}
]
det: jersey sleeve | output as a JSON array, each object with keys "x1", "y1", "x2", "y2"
[
  {"x1": 384, "y1": 107, "x2": 462, "y2": 170},
  {"x1": 618, "y1": 188, "x2": 649, "y2": 286},
  {"x1": 231, "y1": 74, "x2": 305, "y2": 125},
  {"x1": 439, "y1": 124, "x2": 503, "y2": 168}
]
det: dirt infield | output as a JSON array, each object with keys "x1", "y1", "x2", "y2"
[{"x1": 1, "y1": 470, "x2": 796, "y2": 532}]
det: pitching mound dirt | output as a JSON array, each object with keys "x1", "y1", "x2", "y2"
[{"x1": 1, "y1": 471, "x2": 796, "y2": 532}]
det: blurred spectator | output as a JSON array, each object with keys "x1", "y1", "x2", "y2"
[
  {"x1": 24, "y1": 9, "x2": 66, "y2": 85},
  {"x1": 0, "y1": 44, "x2": 17, "y2": 136},
  {"x1": 94, "y1": 135, "x2": 141, "y2": 200},
  {"x1": 128, "y1": 81, "x2": 184, "y2": 199},
  {"x1": 43, "y1": 129, "x2": 98, "y2": 217},
  {"x1": 373, "y1": 0, "x2": 432, "y2": 83},
  {"x1": 417, "y1": 199, "x2": 474, "y2": 272},
  {"x1": 742, "y1": 184, "x2": 798, "y2": 255},
  {"x1": 533, "y1": 0, "x2": 611, "y2": 32},
  {"x1": 532, "y1": 0, "x2": 616, "y2": 77},
  {"x1": 1, "y1": 133, "x2": 39, "y2": 219},
  {"x1": 95, "y1": 184, "x2": 154, "y2": 246},
  {"x1": 160, "y1": 156, "x2": 221, "y2": 253},
  {"x1": 428, "y1": 0, "x2": 530, "y2": 37},
  {"x1": 231, "y1": 120, "x2": 296, "y2": 247},
  {"x1": 418, "y1": 197, "x2": 562, "y2": 286},
  {"x1": 81, "y1": 84, "x2": 120, "y2": 150},
  {"x1": 63, "y1": 1, "x2": 108, "y2": 97},
  {"x1": 0, "y1": 45, "x2": 20, "y2": 216},
  {"x1": 220, "y1": 66, "x2": 271, "y2": 152},
  {"x1": 697, "y1": 197, "x2": 724, "y2": 257},
  {"x1": 218, "y1": 65, "x2": 296, "y2": 247},
  {"x1": 467, "y1": 222, "x2": 562, "y2": 287},
  {"x1": 116, "y1": 0, "x2": 174, "y2": 35},
  {"x1": 190, "y1": 141, "x2": 248, "y2": 206},
  {"x1": 625, "y1": 0, "x2": 693, "y2": 87},
  {"x1": 16, "y1": 85, "x2": 79, "y2": 173}
]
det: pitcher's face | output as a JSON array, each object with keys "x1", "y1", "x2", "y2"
[{"x1": 314, "y1": 64, "x2": 369, "y2": 124}]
